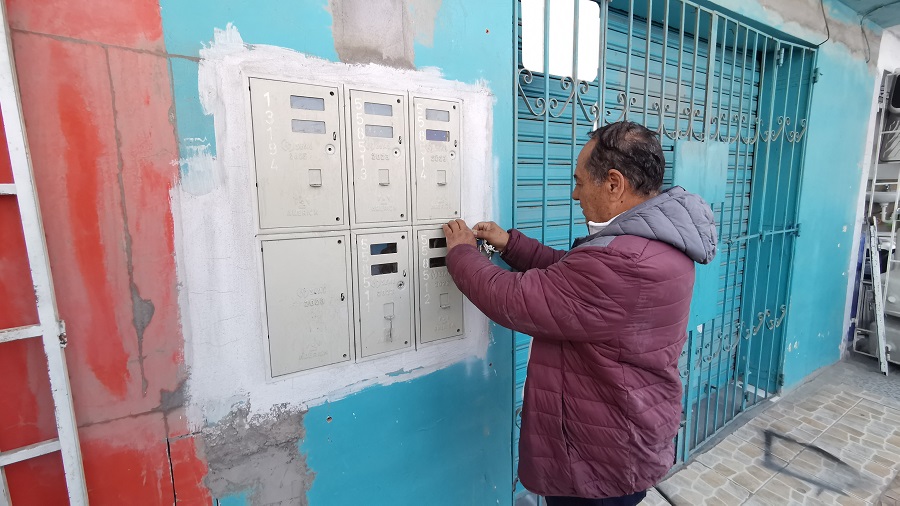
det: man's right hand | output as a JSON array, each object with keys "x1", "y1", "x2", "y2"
[{"x1": 473, "y1": 222, "x2": 510, "y2": 252}]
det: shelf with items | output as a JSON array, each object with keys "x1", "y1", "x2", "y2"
[{"x1": 854, "y1": 69, "x2": 900, "y2": 373}]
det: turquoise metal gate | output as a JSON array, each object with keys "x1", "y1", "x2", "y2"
[{"x1": 512, "y1": 0, "x2": 815, "y2": 499}]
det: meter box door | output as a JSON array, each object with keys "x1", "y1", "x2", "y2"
[
  {"x1": 412, "y1": 97, "x2": 461, "y2": 222},
  {"x1": 249, "y1": 78, "x2": 347, "y2": 230},
  {"x1": 261, "y1": 233, "x2": 353, "y2": 377},
  {"x1": 415, "y1": 228, "x2": 464, "y2": 343},
  {"x1": 347, "y1": 90, "x2": 410, "y2": 225},
  {"x1": 352, "y1": 230, "x2": 413, "y2": 358}
]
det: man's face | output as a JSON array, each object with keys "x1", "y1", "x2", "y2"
[{"x1": 572, "y1": 139, "x2": 615, "y2": 223}]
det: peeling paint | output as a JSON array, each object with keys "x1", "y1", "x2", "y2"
[
  {"x1": 106, "y1": 46, "x2": 157, "y2": 397},
  {"x1": 201, "y1": 403, "x2": 313, "y2": 505},
  {"x1": 329, "y1": 0, "x2": 443, "y2": 68},
  {"x1": 717, "y1": 0, "x2": 881, "y2": 66},
  {"x1": 385, "y1": 366, "x2": 425, "y2": 377},
  {"x1": 330, "y1": 0, "x2": 415, "y2": 67},
  {"x1": 174, "y1": 138, "x2": 220, "y2": 196},
  {"x1": 407, "y1": 0, "x2": 443, "y2": 47}
]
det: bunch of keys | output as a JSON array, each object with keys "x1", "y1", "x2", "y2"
[{"x1": 477, "y1": 239, "x2": 498, "y2": 259}]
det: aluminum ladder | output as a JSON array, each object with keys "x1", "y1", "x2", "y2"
[
  {"x1": 869, "y1": 221, "x2": 891, "y2": 376},
  {"x1": 0, "y1": 0, "x2": 88, "y2": 503}
]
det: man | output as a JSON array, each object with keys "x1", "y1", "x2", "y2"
[{"x1": 442, "y1": 121, "x2": 717, "y2": 506}]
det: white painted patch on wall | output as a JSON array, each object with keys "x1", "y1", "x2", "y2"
[{"x1": 173, "y1": 24, "x2": 496, "y2": 427}]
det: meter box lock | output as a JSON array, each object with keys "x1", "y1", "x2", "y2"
[
  {"x1": 249, "y1": 78, "x2": 347, "y2": 230},
  {"x1": 412, "y1": 97, "x2": 461, "y2": 222},
  {"x1": 347, "y1": 90, "x2": 410, "y2": 225},
  {"x1": 261, "y1": 233, "x2": 353, "y2": 377},
  {"x1": 415, "y1": 228, "x2": 464, "y2": 343},
  {"x1": 353, "y1": 230, "x2": 414, "y2": 357}
]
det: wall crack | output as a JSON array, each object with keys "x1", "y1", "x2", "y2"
[{"x1": 104, "y1": 46, "x2": 155, "y2": 396}]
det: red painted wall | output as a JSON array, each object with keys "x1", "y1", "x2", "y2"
[{"x1": 0, "y1": 0, "x2": 209, "y2": 503}]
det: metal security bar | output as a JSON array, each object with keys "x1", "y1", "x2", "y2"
[{"x1": 512, "y1": 0, "x2": 815, "y2": 494}]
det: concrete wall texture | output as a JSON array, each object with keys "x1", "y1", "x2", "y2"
[{"x1": 0, "y1": 0, "x2": 879, "y2": 504}]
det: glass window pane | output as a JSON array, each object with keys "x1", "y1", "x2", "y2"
[
  {"x1": 290, "y1": 96, "x2": 325, "y2": 111},
  {"x1": 426, "y1": 108, "x2": 450, "y2": 122},
  {"x1": 425, "y1": 129, "x2": 450, "y2": 142},
  {"x1": 371, "y1": 262, "x2": 398, "y2": 275},
  {"x1": 365, "y1": 102, "x2": 393, "y2": 116},
  {"x1": 365, "y1": 124, "x2": 394, "y2": 138},
  {"x1": 292, "y1": 120, "x2": 326, "y2": 134}
]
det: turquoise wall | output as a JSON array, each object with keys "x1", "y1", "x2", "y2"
[
  {"x1": 159, "y1": 0, "x2": 515, "y2": 504},
  {"x1": 782, "y1": 44, "x2": 874, "y2": 387}
]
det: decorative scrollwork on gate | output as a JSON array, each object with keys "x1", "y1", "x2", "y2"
[
  {"x1": 739, "y1": 117, "x2": 762, "y2": 145},
  {"x1": 766, "y1": 305, "x2": 788, "y2": 330},
  {"x1": 762, "y1": 116, "x2": 787, "y2": 143},
  {"x1": 517, "y1": 70, "x2": 810, "y2": 147},
  {"x1": 549, "y1": 77, "x2": 577, "y2": 118},
  {"x1": 752, "y1": 310, "x2": 770, "y2": 335},
  {"x1": 517, "y1": 69, "x2": 547, "y2": 117},
  {"x1": 787, "y1": 119, "x2": 807, "y2": 143},
  {"x1": 604, "y1": 92, "x2": 635, "y2": 125},
  {"x1": 573, "y1": 81, "x2": 598, "y2": 123}
]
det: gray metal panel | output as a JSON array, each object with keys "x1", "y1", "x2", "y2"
[
  {"x1": 415, "y1": 228, "x2": 464, "y2": 343},
  {"x1": 353, "y1": 230, "x2": 413, "y2": 357},
  {"x1": 412, "y1": 97, "x2": 461, "y2": 222},
  {"x1": 262, "y1": 234, "x2": 353, "y2": 376},
  {"x1": 348, "y1": 90, "x2": 410, "y2": 224},
  {"x1": 250, "y1": 78, "x2": 346, "y2": 229}
]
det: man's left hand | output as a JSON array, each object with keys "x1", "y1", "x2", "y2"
[{"x1": 443, "y1": 219, "x2": 477, "y2": 251}]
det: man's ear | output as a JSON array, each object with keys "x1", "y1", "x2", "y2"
[{"x1": 606, "y1": 169, "x2": 627, "y2": 197}]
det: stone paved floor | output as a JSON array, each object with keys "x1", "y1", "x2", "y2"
[{"x1": 637, "y1": 353, "x2": 900, "y2": 506}]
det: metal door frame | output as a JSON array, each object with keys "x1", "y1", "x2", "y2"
[{"x1": 511, "y1": 0, "x2": 816, "y2": 497}]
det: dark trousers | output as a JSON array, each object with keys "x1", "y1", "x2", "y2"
[{"x1": 544, "y1": 490, "x2": 647, "y2": 506}]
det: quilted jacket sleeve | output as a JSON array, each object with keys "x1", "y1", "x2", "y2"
[
  {"x1": 500, "y1": 229, "x2": 568, "y2": 271},
  {"x1": 446, "y1": 243, "x2": 636, "y2": 342}
]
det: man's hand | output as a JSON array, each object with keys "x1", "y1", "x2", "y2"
[
  {"x1": 473, "y1": 221, "x2": 510, "y2": 252},
  {"x1": 443, "y1": 219, "x2": 477, "y2": 251}
]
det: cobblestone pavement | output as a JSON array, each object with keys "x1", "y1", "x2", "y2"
[{"x1": 638, "y1": 353, "x2": 900, "y2": 505}]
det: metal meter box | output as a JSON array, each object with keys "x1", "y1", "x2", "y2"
[
  {"x1": 249, "y1": 78, "x2": 347, "y2": 230},
  {"x1": 261, "y1": 233, "x2": 353, "y2": 376},
  {"x1": 411, "y1": 97, "x2": 461, "y2": 222},
  {"x1": 352, "y1": 229, "x2": 413, "y2": 357},
  {"x1": 347, "y1": 89, "x2": 410, "y2": 225},
  {"x1": 415, "y1": 228, "x2": 464, "y2": 343}
]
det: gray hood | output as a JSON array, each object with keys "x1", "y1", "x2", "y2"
[{"x1": 577, "y1": 186, "x2": 717, "y2": 264}]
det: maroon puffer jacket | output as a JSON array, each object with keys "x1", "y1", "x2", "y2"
[{"x1": 446, "y1": 187, "x2": 716, "y2": 498}]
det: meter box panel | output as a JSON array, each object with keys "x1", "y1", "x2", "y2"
[
  {"x1": 415, "y1": 228, "x2": 464, "y2": 343},
  {"x1": 412, "y1": 97, "x2": 461, "y2": 222},
  {"x1": 249, "y1": 78, "x2": 346, "y2": 230},
  {"x1": 347, "y1": 90, "x2": 410, "y2": 225},
  {"x1": 262, "y1": 233, "x2": 353, "y2": 376},
  {"x1": 353, "y1": 230, "x2": 413, "y2": 357}
]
